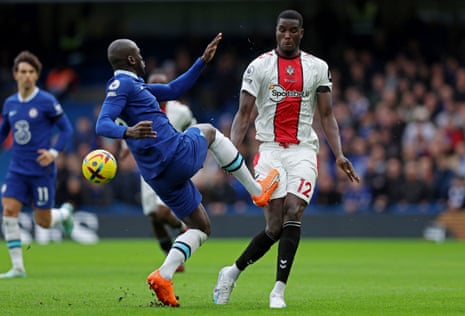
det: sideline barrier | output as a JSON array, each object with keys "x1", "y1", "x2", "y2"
[{"x1": 0, "y1": 211, "x2": 438, "y2": 243}]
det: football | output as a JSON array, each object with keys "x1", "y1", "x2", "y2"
[{"x1": 81, "y1": 149, "x2": 118, "y2": 184}]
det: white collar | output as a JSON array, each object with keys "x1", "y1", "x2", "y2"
[
  {"x1": 18, "y1": 87, "x2": 39, "y2": 103},
  {"x1": 114, "y1": 70, "x2": 138, "y2": 79}
]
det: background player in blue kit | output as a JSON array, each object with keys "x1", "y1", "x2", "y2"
[
  {"x1": 0, "y1": 51, "x2": 74, "y2": 279},
  {"x1": 95, "y1": 33, "x2": 280, "y2": 306}
]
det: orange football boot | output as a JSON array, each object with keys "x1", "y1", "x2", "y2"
[
  {"x1": 251, "y1": 168, "x2": 280, "y2": 207},
  {"x1": 147, "y1": 270, "x2": 179, "y2": 307}
]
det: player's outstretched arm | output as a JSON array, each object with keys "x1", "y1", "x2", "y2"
[{"x1": 201, "y1": 33, "x2": 222, "y2": 63}]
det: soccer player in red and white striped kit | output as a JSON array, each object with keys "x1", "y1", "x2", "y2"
[{"x1": 213, "y1": 9, "x2": 360, "y2": 308}]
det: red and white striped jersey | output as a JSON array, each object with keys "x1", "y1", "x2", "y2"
[{"x1": 241, "y1": 49, "x2": 331, "y2": 146}]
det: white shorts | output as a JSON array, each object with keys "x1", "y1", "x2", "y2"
[
  {"x1": 254, "y1": 142, "x2": 318, "y2": 204},
  {"x1": 141, "y1": 176, "x2": 166, "y2": 215}
]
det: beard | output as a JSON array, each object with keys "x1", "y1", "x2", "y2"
[{"x1": 135, "y1": 62, "x2": 145, "y2": 77}]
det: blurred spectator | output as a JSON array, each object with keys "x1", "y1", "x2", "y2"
[
  {"x1": 55, "y1": 152, "x2": 86, "y2": 208},
  {"x1": 81, "y1": 181, "x2": 114, "y2": 208},
  {"x1": 446, "y1": 174, "x2": 465, "y2": 211},
  {"x1": 73, "y1": 116, "x2": 99, "y2": 152},
  {"x1": 55, "y1": 152, "x2": 70, "y2": 205},
  {"x1": 364, "y1": 144, "x2": 387, "y2": 212},
  {"x1": 402, "y1": 106, "x2": 436, "y2": 158},
  {"x1": 210, "y1": 51, "x2": 241, "y2": 114},
  {"x1": 342, "y1": 179, "x2": 372, "y2": 214},
  {"x1": 110, "y1": 151, "x2": 141, "y2": 206},
  {"x1": 45, "y1": 59, "x2": 78, "y2": 101},
  {"x1": 347, "y1": 136, "x2": 369, "y2": 177},
  {"x1": 58, "y1": 175, "x2": 85, "y2": 208},
  {"x1": 398, "y1": 160, "x2": 432, "y2": 205},
  {"x1": 433, "y1": 153, "x2": 456, "y2": 202},
  {"x1": 315, "y1": 172, "x2": 342, "y2": 206},
  {"x1": 383, "y1": 158, "x2": 404, "y2": 208}
]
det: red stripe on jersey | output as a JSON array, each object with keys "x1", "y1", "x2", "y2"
[{"x1": 274, "y1": 56, "x2": 303, "y2": 144}]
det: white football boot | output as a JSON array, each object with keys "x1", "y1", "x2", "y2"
[
  {"x1": 269, "y1": 292, "x2": 287, "y2": 309},
  {"x1": 0, "y1": 268, "x2": 26, "y2": 279},
  {"x1": 213, "y1": 267, "x2": 236, "y2": 304}
]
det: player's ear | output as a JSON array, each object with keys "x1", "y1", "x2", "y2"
[{"x1": 128, "y1": 56, "x2": 135, "y2": 65}]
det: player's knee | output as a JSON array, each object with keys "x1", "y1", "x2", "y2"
[
  {"x1": 34, "y1": 216, "x2": 51, "y2": 228},
  {"x1": 198, "y1": 219, "x2": 211, "y2": 236},
  {"x1": 266, "y1": 223, "x2": 282, "y2": 239},
  {"x1": 197, "y1": 123, "x2": 216, "y2": 143},
  {"x1": 2, "y1": 207, "x2": 17, "y2": 217},
  {"x1": 284, "y1": 200, "x2": 306, "y2": 221},
  {"x1": 156, "y1": 206, "x2": 170, "y2": 219},
  {"x1": 149, "y1": 212, "x2": 163, "y2": 223},
  {"x1": 2, "y1": 198, "x2": 21, "y2": 217}
]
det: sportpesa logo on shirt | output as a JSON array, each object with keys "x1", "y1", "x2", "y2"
[{"x1": 268, "y1": 84, "x2": 310, "y2": 102}]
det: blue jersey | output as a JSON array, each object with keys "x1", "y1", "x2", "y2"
[
  {"x1": 96, "y1": 57, "x2": 205, "y2": 179},
  {"x1": 0, "y1": 88, "x2": 73, "y2": 176}
]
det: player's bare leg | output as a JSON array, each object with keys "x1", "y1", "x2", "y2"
[
  {"x1": 150, "y1": 208, "x2": 187, "y2": 272},
  {"x1": 0, "y1": 197, "x2": 25, "y2": 278}
]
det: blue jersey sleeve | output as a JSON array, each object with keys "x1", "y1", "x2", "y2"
[
  {"x1": 51, "y1": 114, "x2": 73, "y2": 151},
  {"x1": 96, "y1": 77, "x2": 131, "y2": 139},
  {"x1": 146, "y1": 57, "x2": 205, "y2": 101},
  {"x1": 0, "y1": 101, "x2": 11, "y2": 145}
]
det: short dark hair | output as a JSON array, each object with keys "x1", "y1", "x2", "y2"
[
  {"x1": 277, "y1": 9, "x2": 303, "y2": 27},
  {"x1": 13, "y1": 50, "x2": 42, "y2": 74}
]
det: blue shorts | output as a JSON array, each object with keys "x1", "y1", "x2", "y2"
[
  {"x1": 145, "y1": 127, "x2": 208, "y2": 218},
  {"x1": 2, "y1": 171, "x2": 56, "y2": 209}
]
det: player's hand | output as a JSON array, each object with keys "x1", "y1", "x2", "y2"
[
  {"x1": 36, "y1": 148, "x2": 56, "y2": 167},
  {"x1": 125, "y1": 121, "x2": 157, "y2": 139},
  {"x1": 336, "y1": 156, "x2": 360, "y2": 183},
  {"x1": 201, "y1": 33, "x2": 222, "y2": 63}
]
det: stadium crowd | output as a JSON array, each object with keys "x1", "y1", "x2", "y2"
[
  {"x1": 1, "y1": 4, "x2": 465, "y2": 216},
  {"x1": 18, "y1": 40, "x2": 463, "y2": 217}
]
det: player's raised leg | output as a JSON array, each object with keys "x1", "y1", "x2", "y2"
[{"x1": 208, "y1": 128, "x2": 279, "y2": 206}]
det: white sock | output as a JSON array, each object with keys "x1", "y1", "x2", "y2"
[
  {"x1": 159, "y1": 229, "x2": 208, "y2": 279},
  {"x1": 2, "y1": 216, "x2": 25, "y2": 272},
  {"x1": 271, "y1": 281, "x2": 286, "y2": 296},
  {"x1": 209, "y1": 130, "x2": 261, "y2": 196},
  {"x1": 50, "y1": 206, "x2": 71, "y2": 227},
  {"x1": 227, "y1": 263, "x2": 242, "y2": 281}
]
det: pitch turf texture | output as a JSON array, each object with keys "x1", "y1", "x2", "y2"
[{"x1": 0, "y1": 239, "x2": 464, "y2": 316}]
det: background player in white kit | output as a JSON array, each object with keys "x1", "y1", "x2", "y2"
[{"x1": 213, "y1": 9, "x2": 360, "y2": 308}]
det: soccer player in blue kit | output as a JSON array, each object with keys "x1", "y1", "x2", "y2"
[
  {"x1": 95, "y1": 33, "x2": 280, "y2": 306},
  {"x1": 0, "y1": 51, "x2": 74, "y2": 279}
]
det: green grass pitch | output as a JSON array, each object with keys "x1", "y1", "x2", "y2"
[{"x1": 0, "y1": 238, "x2": 464, "y2": 316}]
